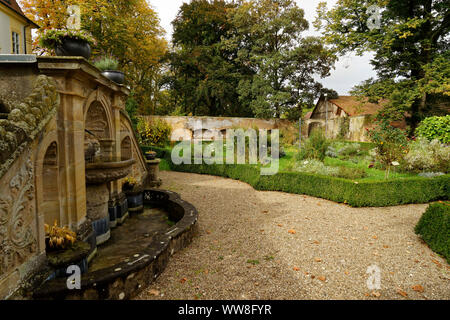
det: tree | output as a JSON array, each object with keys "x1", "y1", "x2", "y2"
[
  {"x1": 166, "y1": 0, "x2": 254, "y2": 117},
  {"x1": 228, "y1": 0, "x2": 336, "y2": 118},
  {"x1": 315, "y1": 0, "x2": 450, "y2": 133},
  {"x1": 20, "y1": 0, "x2": 167, "y2": 114}
]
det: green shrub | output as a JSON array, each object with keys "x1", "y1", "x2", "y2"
[
  {"x1": 296, "y1": 129, "x2": 330, "y2": 161},
  {"x1": 293, "y1": 159, "x2": 338, "y2": 176},
  {"x1": 137, "y1": 118, "x2": 172, "y2": 147},
  {"x1": 415, "y1": 115, "x2": 450, "y2": 144},
  {"x1": 39, "y1": 29, "x2": 96, "y2": 49},
  {"x1": 335, "y1": 166, "x2": 367, "y2": 179},
  {"x1": 404, "y1": 137, "x2": 450, "y2": 173},
  {"x1": 415, "y1": 202, "x2": 450, "y2": 264},
  {"x1": 94, "y1": 57, "x2": 119, "y2": 71},
  {"x1": 367, "y1": 117, "x2": 408, "y2": 179}
]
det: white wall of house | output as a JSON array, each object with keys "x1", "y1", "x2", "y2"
[{"x1": 0, "y1": 10, "x2": 11, "y2": 54}]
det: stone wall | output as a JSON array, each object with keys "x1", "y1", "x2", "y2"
[
  {"x1": 0, "y1": 70, "x2": 59, "y2": 299},
  {"x1": 141, "y1": 115, "x2": 295, "y2": 141},
  {"x1": 304, "y1": 115, "x2": 372, "y2": 142}
]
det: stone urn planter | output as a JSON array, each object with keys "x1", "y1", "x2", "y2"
[
  {"x1": 124, "y1": 188, "x2": 144, "y2": 215},
  {"x1": 55, "y1": 38, "x2": 92, "y2": 60},
  {"x1": 101, "y1": 70, "x2": 125, "y2": 85},
  {"x1": 145, "y1": 151, "x2": 157, "y2": 160},
  {"x1": 46, "y1": 241, "x2": 91, "y2": 278}
]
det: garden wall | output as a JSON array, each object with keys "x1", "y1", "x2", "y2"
[{"x1": 141, "y1": 115, "x2": 295, "y2": 141}]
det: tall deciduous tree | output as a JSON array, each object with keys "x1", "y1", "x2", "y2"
[
  {"x1": 166, "y1": 0, "x2": 254, "y2": 117},
  {"x1": 315, "y1": 0, "x2": 450, "y2": 133},
  {"x1": 20, "y1": 0, "x2": 167, "y2": 114},
  {"x1": 228, "y1": 0, "x2": 336, "y2": 118}
]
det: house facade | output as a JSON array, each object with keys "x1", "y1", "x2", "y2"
[
  {"x1": 304, "y1": 96, "x2": 394, "y2": 142},
  {"x1": 0, "y1": 0, "x2": 38, "y2": 54}
]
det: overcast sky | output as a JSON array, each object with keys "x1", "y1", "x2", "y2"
[{"x1": 148, "y1": 0, "x2": 377, "y2": 95}]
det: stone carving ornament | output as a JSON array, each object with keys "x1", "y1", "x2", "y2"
[{"x1": 0, "y1": 158, "x2": 37, "y2": 278}]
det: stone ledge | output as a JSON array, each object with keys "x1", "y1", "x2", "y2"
[{"x1": 32, "y1": 189, "x2": 198, "y2": 300}]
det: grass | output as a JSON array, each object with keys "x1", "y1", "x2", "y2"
[{"x1": 151, "y1": 141, "x2": 439, "y2": 182}]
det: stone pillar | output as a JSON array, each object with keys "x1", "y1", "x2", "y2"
[{"x1": 56, "y1": 85, "x2": 87, "y2": 230}]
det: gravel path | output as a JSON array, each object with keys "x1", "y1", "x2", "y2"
[{"x1": 136, "y1": 171, "x2": 449, "y2": 300}]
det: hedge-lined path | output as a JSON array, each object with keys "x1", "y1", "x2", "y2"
[{"x1": 136, "y1": 171, "x2": 449, "y2": 300}]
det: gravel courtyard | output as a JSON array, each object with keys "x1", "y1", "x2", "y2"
[{"x1": 136, "y1": 171, "x2": 449, "y2": 300}]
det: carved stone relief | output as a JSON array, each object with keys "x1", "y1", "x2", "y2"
[
  {"x1": 85, "y1": 102, "x2": 109, "y2": 139},
  {"x1": 0, "y1": 158, "x2": 37, "y2": 278}
]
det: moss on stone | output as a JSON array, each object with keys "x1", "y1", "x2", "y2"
[{"x1": 46, "y1": 241, "x2": 91, "y2": 268}]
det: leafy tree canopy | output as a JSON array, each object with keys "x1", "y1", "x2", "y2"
[
  {"x1": 315, "y1": 0, "x2": 450, "y2": 132},
  {"x1": 20, "y1": 0, "x2": 168, "y2": 114}
]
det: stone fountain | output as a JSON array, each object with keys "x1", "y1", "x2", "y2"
[{"x1": 85, "y1": 138, "x2": 135, "y2": 245}]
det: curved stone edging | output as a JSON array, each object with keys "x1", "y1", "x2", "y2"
[{"x1": 32, "y1": 189, "x2": 198, "y2": 300}]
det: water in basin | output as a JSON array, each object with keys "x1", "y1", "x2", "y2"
[{"x1": 88, "y1": 207, "x2": 172, "y2": 272}]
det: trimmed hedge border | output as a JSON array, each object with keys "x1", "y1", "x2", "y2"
[
  {"x1": 142, "y1": 146, "x2": 450, "y2": 207},
  {"x1": 415, "y1": 202, "x2": 450, "y2": 264}
]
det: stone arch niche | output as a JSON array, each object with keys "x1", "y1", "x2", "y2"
[
  {"x1": 41, "y1": 142, "x2": 60, "y2": 226},
  {"x1": 121, "y1": 136, "x2": 132, "y2": 160},
  {"x1": 85, "y1": 100, "x2": 114, "y2": 162}
]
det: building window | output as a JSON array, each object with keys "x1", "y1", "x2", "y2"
[{"x1": 12, "y1": 32, "x2": 20, "y2": 54}]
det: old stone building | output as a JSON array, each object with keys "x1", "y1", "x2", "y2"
[{"x1": 304, "y1": 95, "x2": 396, "y2": 142}]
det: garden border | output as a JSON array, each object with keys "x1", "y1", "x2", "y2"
[{"x1": 143, "y1": 146, "x2": 449, "y2": 207}]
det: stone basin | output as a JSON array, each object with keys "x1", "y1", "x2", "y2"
[{"x1": 85, "y1": 158, "x2": 135, "y2": 184}]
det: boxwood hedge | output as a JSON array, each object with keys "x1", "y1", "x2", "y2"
[
  {"x1": 142, "y1": 145, "x2": 449, "y2": 207},
  {"x1": 415, "y1": 202, "x2": 450, "y2": 263}
]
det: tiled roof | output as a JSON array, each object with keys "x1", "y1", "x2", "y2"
[
  {"x1": 328, "y1": 96, "x2": 388, "y2": 116},
  {"x1": 0, "y1": 0, "x2": 39, "y2": 28}
]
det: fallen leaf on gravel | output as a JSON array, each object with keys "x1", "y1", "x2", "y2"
[
  {"x1": 288, "y1": 229, "x2": 296, "y2": 234},
  {"x1": 313, "y1": 241, "x2": 320, "y2": 244},
  {"x1": 364, "y1": 293, "x2": 370, "y2": 297},
  {"x1": 260, "y1": 229, "x2": 264, "y2": 232},
  {"x1": 372, "y1": 291, "x2": 381, "y2": 297},
  {"x1": 314, "y1": 258, "x2": 322, "y2": 262},
  {"x1": 180, "y1": 278, "x2": 187, "y2": 284},
  {"x1": 397, "y1": 289, "x2": 408, "y2": 297},
  {"x1": 293, "y1": 267, "x2": 300, "y2": 271},
  {"x1": 311, "y1": 275, "x2": 315, "y2": 279},
  {"x1": 412, "y1": 285, "x2": 424, "y2": 293},
  {"x1": 431, "y1": 259, "x2": 442, "y2": 268},
  {"x1": 262, "y1": 210, "x2": 268, "y2": 213},
  {"x1": 148, "y1": 289, "x2": 160, "y2": 296},
  {"x1": 344, "y1": 271, "x2": 349, "y2": 275},
  {"x1": 277, "y1": 224, "x2": 283, "y2": 227},
  {"x1": 318, "y1": 276, "x2": 326, "y2": 282},
  {"x1": 383, "y1": 245, "x2": 390, "y2": 248},
  {"x1": 389, "y1": 272, "x2": 394, "y2": 275},
  {"x1": 372, "y1": 235, "x2": 378, "y2": 239},
  {"x1": 304, "y1": 271, "x2": 309, "y2": 275}
]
